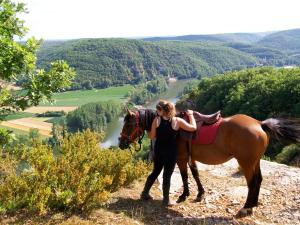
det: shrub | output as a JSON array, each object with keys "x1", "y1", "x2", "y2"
[
  {"x1": 36, "y1": 111, "x2": 66, "y2": 117},
  {"x1": 66, "y1": 101, "x2": 122, "y2": 133},
  {"x1": 275, "y1": 144, "x2": 300, "y2": 165},
  {"x1": 0, "y1": 130, "x2": 150, "y2": 214}
]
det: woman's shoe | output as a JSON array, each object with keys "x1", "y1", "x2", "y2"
[
  {"x1": 140, "y1": 191, "x2": 153, "y2": 200},
  {"x1": 162, "y1": 198, "x2": 177, "y2": 207}
]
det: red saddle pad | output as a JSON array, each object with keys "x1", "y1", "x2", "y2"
[{"x1": 192, "y1": 118, "x2": 223, "y2": 145}]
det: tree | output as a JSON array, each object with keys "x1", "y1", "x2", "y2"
[{"x1": 0, "y1": 0, "x2": 75, "y2": 144}]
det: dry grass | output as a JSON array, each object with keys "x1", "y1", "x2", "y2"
[
  {"x1": 1, "y1": 118, "x2": 53, "y2": 136},
  {"x1": 24, "y1": 106, "x2": 77, "y2": 114}
]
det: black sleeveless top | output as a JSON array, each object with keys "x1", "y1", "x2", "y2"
[{"x1": 154, "y1": 117, "x2": 178, "y2": 155}]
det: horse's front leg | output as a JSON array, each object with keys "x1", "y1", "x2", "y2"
[
  {"x1": 189, "y1": 160, "x2": 205, "y2": 202},
  {"x1": 177, "y1": 160, "x2": 190, "y2": 203}
]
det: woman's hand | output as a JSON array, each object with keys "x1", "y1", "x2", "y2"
[{"x1": 186, "y1": 109, "x2": 193, "y2": 116}]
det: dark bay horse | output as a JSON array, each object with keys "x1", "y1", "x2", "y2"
[{"x1": 118, "y1": 108, "x2": 300, "y2": 218}]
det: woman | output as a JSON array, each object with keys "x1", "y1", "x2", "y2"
[{"x1": 140, "y1": 100, "x2": 197, "y2": 206}]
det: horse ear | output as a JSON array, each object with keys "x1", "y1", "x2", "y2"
[{"x1": 125, "y1": 105, "x2": 135, "y2": 116}]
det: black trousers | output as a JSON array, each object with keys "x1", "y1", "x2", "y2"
[{"x1": 144, "y1": 149, "x2": 177, "y2": 197}]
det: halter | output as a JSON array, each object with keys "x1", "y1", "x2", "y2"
[{"x1": 120, "y1": 111, "x2": 145, "y2": 149}]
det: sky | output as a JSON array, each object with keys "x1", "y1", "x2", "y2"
[{"x1": 16, "y1": 0, "x2": 300, "y2": 40}]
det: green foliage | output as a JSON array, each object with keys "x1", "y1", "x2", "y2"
[
  {"x1": 0, "y1": 127, "x2": 15, "y2": 146},
  {"x1": 0, "y1": 130, "x2": 150, "y2": 214},
  {"x1": 0, "y1": 111, "x2": 33, "y2": 121},
  {"x1": 258, "y1": 28, "x2": 300, "y2": 53},
  {"x1": 187, "y1": 67, "x2": 300, "y2": 120},
  {"x1": 0, "y1": 0, "x2": 75, "y2": 147},
  {"x1": 129, "y1": 77, "x2": 167, "y2": 105},
  {"x1": 143, "y1": 32, "x2": 263, "y2": 43},
  {"x1": 66, "y1": 101, "x2": 122, "y2": 133},
  {"x1": 180, "y1": 67, "x2": 300, "y2": 163},
  {"x1": 275, "y1": 144, "x2": 300, "y2": 165},
  {"x1": 36, "y1": 38, "x2": 259, "y2": 90},
  {"x1": 0, "y1": 0, "x2": 76, "y2": 111},
  {"x1": 177, "y1": 79, "x2": 200, "y2": 98},
  {"x1": 39, "y1": 85, "x2": 133, "y2": 107},
  {"x1": 226, "y1": 42, "x2": 297, "y2": 66},
  {"x1": 36, "y1": 110, "x2": 66, "y2": 117}
]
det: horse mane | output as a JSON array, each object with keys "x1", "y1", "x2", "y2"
[{"x1": 138, "y1": 108, "x2": 157, "y2": 131}]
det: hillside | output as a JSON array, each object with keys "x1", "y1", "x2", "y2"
[
  {"x1": 144, "y1": 28, "x2": 300, "y2": 65},
  {"x1": 35, "y1": 28, "x2": 300, "y2": 90},
  {"x1": 225, "y1": 42, "x2": 296, "y2": 66},
  {"x1": 143, "y1": 32, "x2": 267, "y2": 43},
  {"x1": 258, "y1": 28, "x2": 300, "y2": 53},
  {"x1": 2, "y1": 159, "x2": 299, "y2": 224},
  {"x1": 36, "y1": 39, "x2": 258, "y2": 89}
]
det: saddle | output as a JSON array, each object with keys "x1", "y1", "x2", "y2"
[
  {"x1": 179, "y1": 110, "x2": 221, "y2": 141},
  {"x1": 178, "y1": 110, "x2": 221, "y2": 165}
]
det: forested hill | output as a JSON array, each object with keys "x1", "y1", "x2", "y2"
[
  {"x1": 144, "y1": 28, "x2": 300, "y2": 65},
  {"x1": 36, "y1": 28, "x2": 300, "y2": 90},
  {"x1": 143, "y1": 32, "x2": 267, "y2": 43},
  {"x1": 258, "y1": 28, "x2": 300, "y2": 53},
  {"x1": 37, "y1": 39, "x2": 258, "y2": 90}
]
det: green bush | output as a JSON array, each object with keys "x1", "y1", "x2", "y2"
[
  {"x1": 275, "y1": 144, "x2": 300, "y2": 165},
  {"x1": 0, "y1": 130, "x2": 150, "y2": 214},
  {"x1": 36, "y1": 111, "x2": 66, "y2": 117},
  {"x1": 66, "y1": 101, "x2": 122, "y2": 133}
]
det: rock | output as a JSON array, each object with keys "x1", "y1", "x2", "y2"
[
  {"x1": 231, "y1": 199, "x2": 240, "y2": 205},
  {"x1": 226, "y1": 208, "x2": 234, "y2": 214}
]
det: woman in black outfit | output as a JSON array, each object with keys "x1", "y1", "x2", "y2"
[{"x1": 140, "y1": 100, "x2": 197, "y2": 206}]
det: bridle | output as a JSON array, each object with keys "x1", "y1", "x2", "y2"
[{"x1": 120, "y1": 111, "x2": 145, "y2": 149}]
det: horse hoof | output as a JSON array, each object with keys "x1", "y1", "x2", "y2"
[
  {"x1": 194, "y1": 195, "x2": 204, "y2": 202},
  {"x1": 176, "y1": 196, "x2": 187, "y2": 203},
  {"x1": 235, "y1": 208, "x2": 253, "y2": 218}
]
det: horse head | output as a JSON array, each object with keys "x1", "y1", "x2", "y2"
[{"x1": 119, "y1": 107, "x2": 156, "y2": 149}]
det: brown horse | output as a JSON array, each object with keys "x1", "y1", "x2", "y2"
[{"x1": 119, "y1": 108, "x2": 300, "y2": 218}]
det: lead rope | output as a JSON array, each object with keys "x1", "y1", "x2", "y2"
[{"x1": 137, "y1": 131, "x2": 145, "y2": 150}]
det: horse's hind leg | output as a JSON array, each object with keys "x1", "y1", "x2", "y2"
[
  {"x1": 189, "y1": 160, "x2": 205, "y2": 202},
  {"x1": 236, "y1": 160, "x2": 263, "y2": 218},
  {"x1": 177, "y1": 160, "x2": 190, "y2": 203}
]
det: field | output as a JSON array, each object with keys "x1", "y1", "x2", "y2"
[
  {"x1": 24, "y1": 106, "x2": 78, "y2": 114},
  {"x1": 39, "y1": 85, "x2": 133, "y2": 106},
  {"x1": 1, "y1": 85, "x2": 133, "y2": 136},
  {"x1": 1, "y1": 118, "x2": 52, "y2": 136}
]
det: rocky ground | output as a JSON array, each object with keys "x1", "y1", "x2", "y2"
[
  {"x1": 1, "y1": 159, "x2": 299, "y2": 225},
  {"x1": 154, "y1": 159, "x2": 300, "y2": 225}
]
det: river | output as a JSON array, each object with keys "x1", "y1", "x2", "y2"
[{"x1": 100, "y1": 79, "x2": 193, "y2": 148}]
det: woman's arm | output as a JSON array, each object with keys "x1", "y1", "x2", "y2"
[
  {"x1": 177, "y1": 110, "x2": 197, "y2": 132},
  {"x1": 147, "y1": 117, "x2": 158, "y2": 140}
]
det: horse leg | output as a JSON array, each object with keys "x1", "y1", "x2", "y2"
[
  {"x1": 177, "y1": 160, "x2": 190, "y2": 203},
  {"x1": 189, "y1": 160, "x2": 205, "y2": 202},
  {"x1": 236, "y1": 160, "x2": 263, "y2": 218}
]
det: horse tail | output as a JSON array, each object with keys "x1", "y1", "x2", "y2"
[{"x1": 261, "y1": 118, "x2": 300, "y2": 144}]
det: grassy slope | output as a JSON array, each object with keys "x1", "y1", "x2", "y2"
[
  {"x1": 40, "y1": 85, "x2": 133, "y2": 106},
  {"x1": 1, "y1": 112, "x2": 34, "y2": 121},
  {"x1": 1, "y1": 85, "x2": 133, "y2": 136}
]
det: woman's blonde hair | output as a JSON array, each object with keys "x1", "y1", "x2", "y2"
[{"x1": 156, "y1": 100, "x2": 176, "y2": 118}]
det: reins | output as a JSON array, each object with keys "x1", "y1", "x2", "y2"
[{"x1": 120, "y1": 110, "x2": 145, "y2": 150}]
